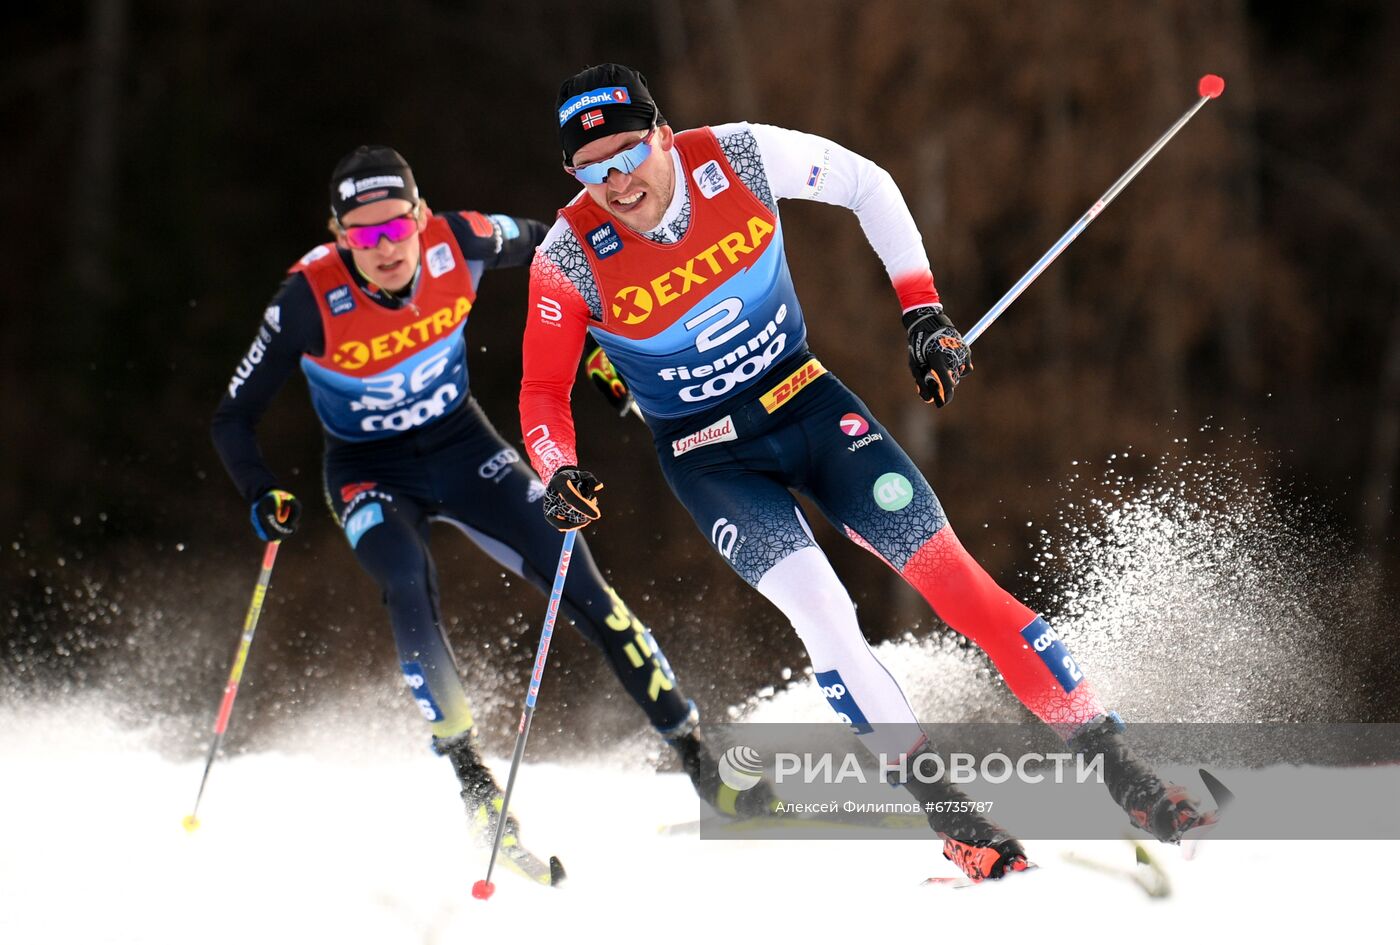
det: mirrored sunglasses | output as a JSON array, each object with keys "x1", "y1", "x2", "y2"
[
  {"x1": 341, "y1": 212, "x2": 419, "y2": 250},
  {"x1": 567, "y1": 129, "x2": 656, "y2": 185}
]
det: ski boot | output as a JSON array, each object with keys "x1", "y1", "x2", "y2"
[
  {"x1": 433, "y1": 731, "x2": 566, "y2": 886},
  {"x1": 433, "y1": 730, "x2": 521, "y2": 845},
  {"x1": 901, "y1": 747, "x2": 1031, "y2": 882},
  {"x1": 1069, "y1": 714, "x2": 1213, "y2": 844},
  {"x1": 663, "y1": 708, "x2": 779, "y2": 819}
]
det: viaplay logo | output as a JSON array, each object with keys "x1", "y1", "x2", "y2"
[
  {"x1": 839, "y1": 413, "x2": 869, "y2": 436},
  {"x1": 842, "y1": 413, "x2": 884, "y2": 453},
  {"x1": 717, "y1": 745, "x2": 764, "y2": 792}
]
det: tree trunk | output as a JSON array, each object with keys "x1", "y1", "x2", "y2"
[
  {"x1": 706, "y1": 0, "x2": 758, "y2": 117},
  {"x1": 67, "y1": 0, "x2": 127, "y2": 310},
  {"x1": 1215, "y1": 0, "x2": 1263, "y2": 394},
  {"x1": 1264, "y1": 146, "x2": 1400, "y2": 543}
]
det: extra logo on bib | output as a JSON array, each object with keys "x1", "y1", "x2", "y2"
[
  {"x1": 608, "y1": 215, "x2": 775, "y2": 326},
  {"x1": 692, "y1": 160, "x2": 729, "y2": 199}
]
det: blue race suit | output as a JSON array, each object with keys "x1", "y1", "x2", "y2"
[{"x1": 213, "y1": 210, "x2": 692, "y2": 742}]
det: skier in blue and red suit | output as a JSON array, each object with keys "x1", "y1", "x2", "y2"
[
  {"x1": 519, "y1": 64, "x2": 1211, "y2": 881},
  {"x1": 211, "y1": 146, "x2": 773, "y2": 858}
]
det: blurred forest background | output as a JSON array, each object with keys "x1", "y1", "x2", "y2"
[{"x1": 3, "y1": 0, "x2": 1397, "y2": 755}]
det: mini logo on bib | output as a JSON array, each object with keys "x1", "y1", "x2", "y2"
[
  {"x1": 325, "y1": 285, "x2": 356, "y2": 316},
  {"x1": 587, "y1": 222, "x2": 623, "y2": 259}
]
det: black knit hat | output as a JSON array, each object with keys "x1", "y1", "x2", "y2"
[
  {"x1": 557, "y1": 63, "x2": 664, "y2": 165},
  {"x1": 329, "y1": 145, "x2": 419, "y2": 220}
]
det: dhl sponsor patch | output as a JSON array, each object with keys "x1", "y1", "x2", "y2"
[{"x1": 759, "y1": 358, "x2": 826, "y2": 413}]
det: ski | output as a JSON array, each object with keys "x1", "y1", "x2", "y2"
[
  {"x1": 1063, "y1": 839, "x2": 1171, "y2": 898},
  {"x1": 659, "y1": 812, "x2": 928, "y2": 836},
  {"x1": 496, "y1": 840, "x2": 567, "y2": 887},
  {"x1": 922, "y1": 862, "x2": 1038, "y2": 889},
  {"x1": 660, "y1": 817, "x2": 884, "y2": 836},
  {"x1": 469, "y1": 805, "x2": 566, "y2": 887},
  {"x1": 1182, "y1": 768, "x2": 1232, "y2": 859}
]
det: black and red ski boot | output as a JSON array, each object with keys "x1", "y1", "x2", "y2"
[
  {"x1": 940, "y1": 831, "x2": 1032, "y2": 882},
  {"x1": 901, "y1": 747, "x2": 1031, "y2": 882},
  {"x1": 1069, "y1": 714, "x2": 1214, "y2": 844}
]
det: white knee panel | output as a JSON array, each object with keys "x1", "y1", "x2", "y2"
[{"x1": 757, "y1": 547, "x2": 924, "y2": 758}]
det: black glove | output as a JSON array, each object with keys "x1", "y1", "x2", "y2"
[
  {"x1": 250, "y1": 489, "x2": 302, "y2": 541},
  {"x1": 902, "y1": 303, "x2": 972, "y2": 407},
  {"x1": 584, "y1": 340, "x2": 636, "y2": 417},
  {"x1": 542, "y1": 467, "x2": 604, "y2": 531}
]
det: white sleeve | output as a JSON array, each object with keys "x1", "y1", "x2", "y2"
[{"x1": 720, "y1": 122, "x2": 936, "y2": 305}]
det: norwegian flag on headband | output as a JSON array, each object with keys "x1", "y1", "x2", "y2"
[{"x1": 580, "y1": 109, "x2": 605, "y2": 130}]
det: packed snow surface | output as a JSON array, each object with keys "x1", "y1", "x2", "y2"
[
  {"x1": 5, "y1": 437, "x2": 1389, "y2": 941},
  {"x1": 0, "y1": 711, "x2": 1387, "y2": 944}
]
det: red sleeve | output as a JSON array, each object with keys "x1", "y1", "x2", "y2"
[
  {"x1": 893, "y1": 270, "x2": 941, "y2": 313},
  {"x1": 520, "y1": 253, "x2": 592, "y2": 481}
]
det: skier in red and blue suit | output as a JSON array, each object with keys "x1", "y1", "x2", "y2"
[
  {"x1": 520, "y1": 64, "x2": 1210, "y2": 881},
  {"x1": 211, "y1": 147, "x2": 774, "y2": 862}
]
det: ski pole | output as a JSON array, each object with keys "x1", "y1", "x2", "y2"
[
  {"x1": 964, "y1": 74, "x2": 1226, "y2": 346},
  {"x1": 472, "y1": 529, "x2": 577, "y2": 900},
  {"x1": 182, "y1": 540, "x2": 281, "y2": 832}
]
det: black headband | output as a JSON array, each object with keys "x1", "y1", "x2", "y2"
[
  {"x1": 557, "y1": 64, "x2": 664, "y2": 165},
  {"x1": 329, "y1": 145, "x2": 419, "y2": 220}
]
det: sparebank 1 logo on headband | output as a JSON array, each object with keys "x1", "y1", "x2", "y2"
[{"x1": 559, "y1": 86, "x2": 632, "y2": 125}]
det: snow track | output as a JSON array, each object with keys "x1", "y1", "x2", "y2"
[{"x1": 0, "y1": 714, "x2": 1385, "y2": 943}]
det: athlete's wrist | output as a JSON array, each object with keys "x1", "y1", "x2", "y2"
[{"x1": 893, "y1": 270, "x2": 940, "y2": 314}]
